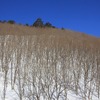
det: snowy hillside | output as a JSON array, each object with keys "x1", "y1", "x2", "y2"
[{"x1": 0, "y1": 23, "x2": 100, "y2": 100}]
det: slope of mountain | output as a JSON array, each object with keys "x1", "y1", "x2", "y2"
[{"x1": 0, "y1": 23, "x2": 100, "y2": 100}]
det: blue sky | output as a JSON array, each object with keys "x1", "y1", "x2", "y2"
[{"x1": 0, "y1": 0, "x2": 100, "y2": 37}]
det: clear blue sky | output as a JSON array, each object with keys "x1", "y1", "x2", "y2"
[{"x1": 0, "y1": 0, "x2": 100, "y2": 37}]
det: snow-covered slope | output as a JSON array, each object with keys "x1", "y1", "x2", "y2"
[{"x1": 0, "y1": 23, "x2": 100, "y2": 100}]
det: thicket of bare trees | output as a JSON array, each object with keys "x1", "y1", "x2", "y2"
[{"x1": 0, "y1": 34, "x2": 100, "y2": 100}]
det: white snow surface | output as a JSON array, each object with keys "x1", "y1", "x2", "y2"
[{"x1": 0, "y1": 71, "x2": 99, "y2": 100}]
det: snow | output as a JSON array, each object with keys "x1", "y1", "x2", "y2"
[{"x1": 0, "y1": 72, "x2": 99, "y2": 100}]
